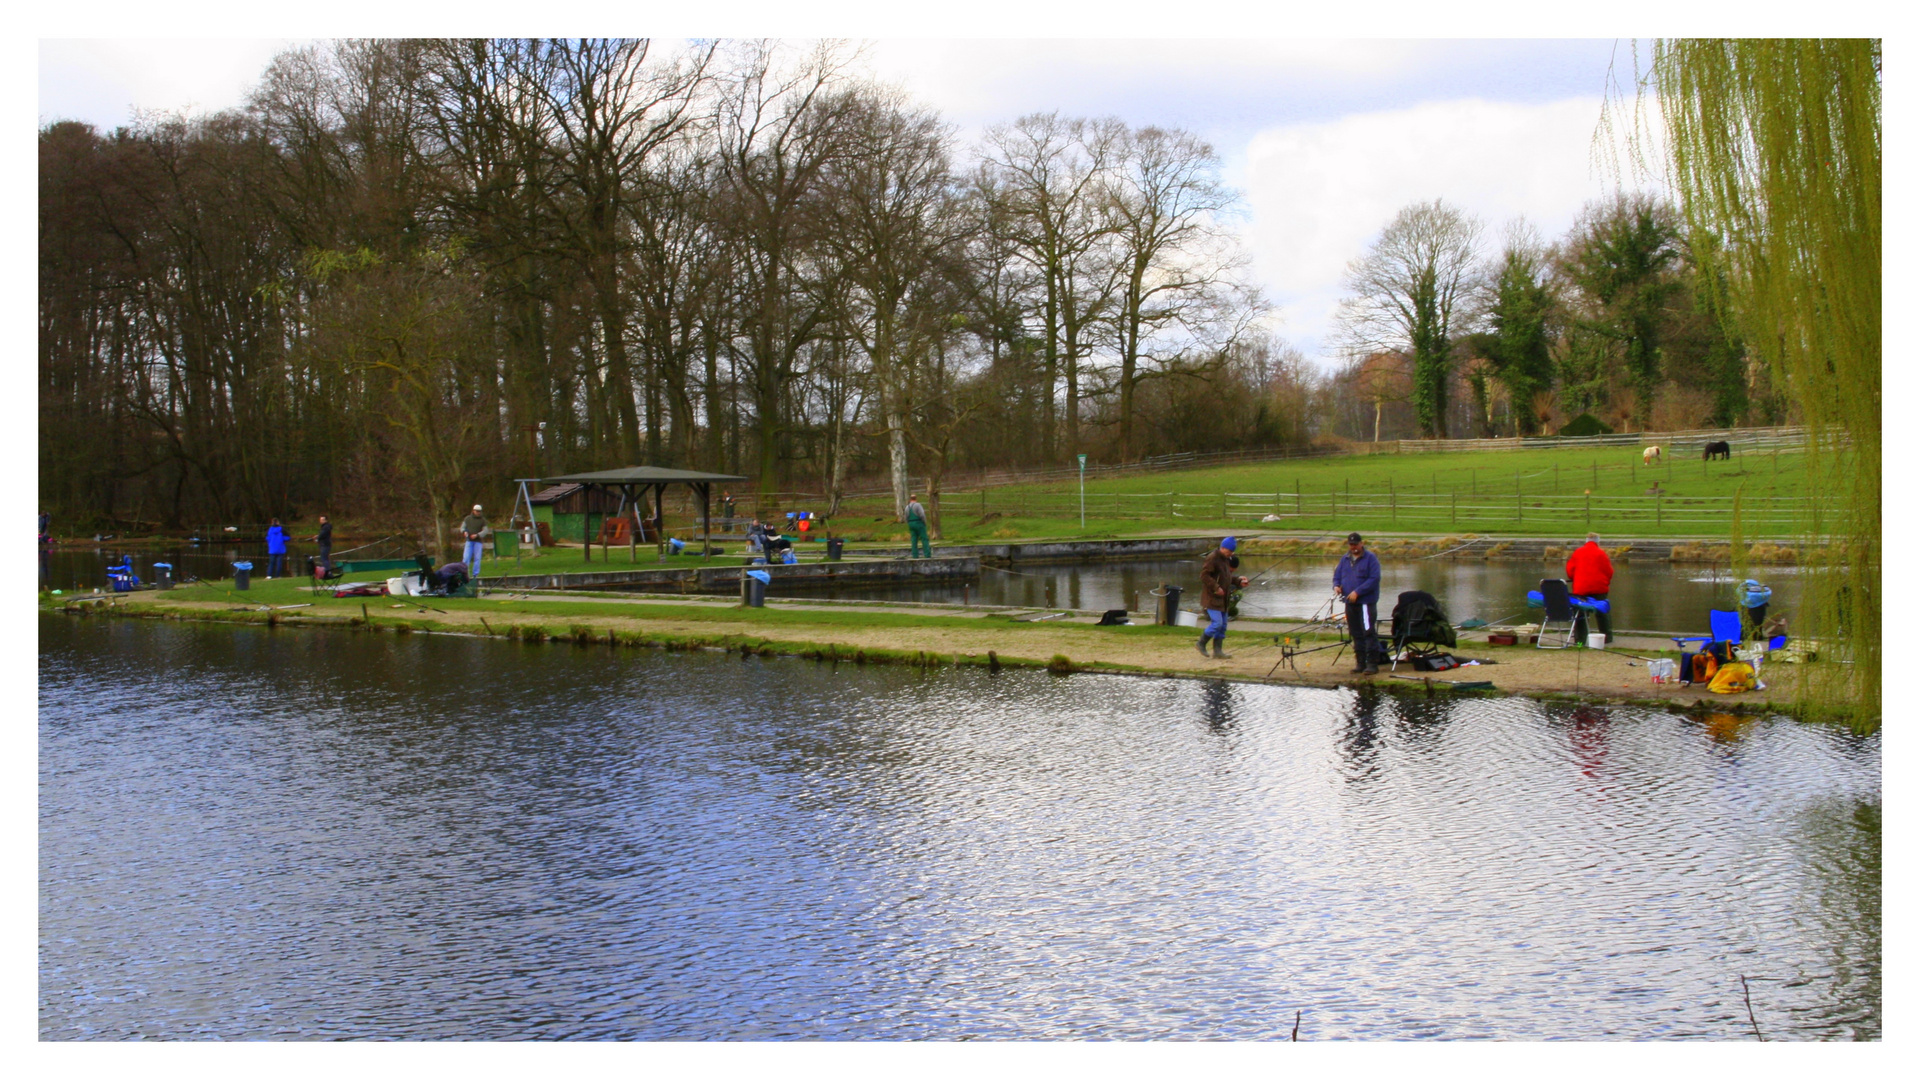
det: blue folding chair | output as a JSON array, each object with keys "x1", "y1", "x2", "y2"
[{"x1": 1671, "y1": 609, "x2": 1744, "y2": 654}]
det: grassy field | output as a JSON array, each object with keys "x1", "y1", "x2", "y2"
[{"x1": 820, "y1": 442, "x2": 1821, "y2": 544}]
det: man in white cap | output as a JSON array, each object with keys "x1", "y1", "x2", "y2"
[{"x1": 461, "y1": 504, "x2": 488, "y2": 577}]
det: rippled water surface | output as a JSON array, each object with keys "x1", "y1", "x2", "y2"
[{"x1": 40, "y1": 616, "x2": 1878, "y2": 1040}]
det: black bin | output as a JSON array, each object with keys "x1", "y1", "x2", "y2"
[
  {"x1": 1159, "y1": 585, "x2": 1182, "y2": 626},
  {"x1": 233, "y1": 562, "x2": 252, "y2": 590},
  {"x1": 827, "y1": 538, "x2": 845, "y2": 561},
  {"x1": 153, "y1": 562, "x2": 173, "y2": 590},
  {"x1": 746, "y1": 575, "x2": 768, "y2": 607}
]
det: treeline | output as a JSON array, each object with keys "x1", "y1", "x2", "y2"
[
  {"x1": 39, "y1": 38, "x2": 1280, "y2": 542},
  {"x1": 1320, "y1": 194, "x2": 1788, "y2": 444},
  {"x1": 1320, "y1": 193, "x2": 1781, "y2": 441},
  {"x1": 39, "y1": 37, "x2": 1791, "y2": 544}
]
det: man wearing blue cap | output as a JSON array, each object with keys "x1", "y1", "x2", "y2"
[
  {"x1": 1333, "y1": 531, "x2": 1381, "y2": 674},
  {"x1": 1198, "y1": 536, "x2": 1247, "y2": 659}
]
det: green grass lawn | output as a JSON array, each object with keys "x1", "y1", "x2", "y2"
[{"x1": 845, "y1": 442, "x2": 1822, "y2": 543}]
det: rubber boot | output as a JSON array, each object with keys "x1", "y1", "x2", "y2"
[
  {"x1": 1196, "y1": 636, "x2": 1211, "y2": 657},
  {"x1": 1211, "y1": 639, "x2": 1232, "y2": 660}
]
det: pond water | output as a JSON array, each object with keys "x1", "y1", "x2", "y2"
[
  {"x1": 44, "y1": 547, "x2": 1797, "y2": 636},
  {"x1": 41, "y1": 616, "x2": 1878, "y2": 1040}
]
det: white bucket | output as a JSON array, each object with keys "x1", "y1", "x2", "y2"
[
  {"x1": 1175, "y1": 609, "x2": 1198, "y2": 627},
  {"x1": 386, "y1": 576, "x2": 406, "y2": 596},
  {"x1": 1587, "y1": 633, "x2": 1607, "y2": 650}
]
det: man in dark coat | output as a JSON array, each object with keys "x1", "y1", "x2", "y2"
[
  {"x1": 1333, "y1": 531, "x2": 1382, "y2": 674},
  {"x1": 309, "y1": 515, "x2": 333, "y2": 577},
  {"x1": 1197, "y1": 537, "x2": 1247, "y2": 659}
]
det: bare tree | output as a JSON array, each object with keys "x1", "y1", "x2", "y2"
[
  {"x1": 977, "y1": 113, "x2": 1122, "y2": 463},
  {"x1": 1105, "y1": 124, "x2": 1253, "y2": 460},
  {"x1": 714, "y1": 41, "x2": 858, "y2": 501},
  {"x1": 1337, "y1": 199, "x2": 1482, "y2": 438},
  {"x1": 820, "y1": 86, "x2": 968, "y2": 519},
  {"x1": 528, "y1": 38, "x2": 711, "y2": 463}
]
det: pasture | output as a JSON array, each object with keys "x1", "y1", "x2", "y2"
[{"x1": 841, "y1": 440, "x2": 1822, "y2": 543}]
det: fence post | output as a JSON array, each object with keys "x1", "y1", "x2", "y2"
[
  {"x1": 1452, "y1": 490, "x2": 1457, "y2": 526},
  {"x1": 1585, "y1": 492, "x2": 1591, "y2": 527},
  {"x1": 1657, "y1": 491, "x2": 1663, "y2": 527},
  {"x1": 1391, "y1": 490, "x2": 1397, "y2": 524},
  {"x1": 1296, "y1": 479, "x2": 1302, "y2": 515}
]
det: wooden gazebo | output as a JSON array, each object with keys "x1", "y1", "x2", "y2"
[{"x1": 539, "y1": 466, "x2": 748, "y2": 562}]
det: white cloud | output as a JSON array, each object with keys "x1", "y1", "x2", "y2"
[
  {"x1": 1245, "y1": 95, "x2": 1665, "y2": 364},
  {"x1": 39, "y1": 39, "x2": 301, "y2": 129}
]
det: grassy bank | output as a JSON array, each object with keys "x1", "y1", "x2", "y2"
[{"x1": 51, "y1": 575, "x2": 1831, "y2": 721}]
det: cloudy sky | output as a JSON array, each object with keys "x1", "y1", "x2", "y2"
[{"x1": 38, "y1": 32, "x2": 1661, "y2": 367}]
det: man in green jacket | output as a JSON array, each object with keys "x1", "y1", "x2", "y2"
[
  {"x1": 462, "y1": 504, "x2": 488, "y2": 576},
  {"x1": 906, "y1": 494, "x2": 932, "y2": 558}
]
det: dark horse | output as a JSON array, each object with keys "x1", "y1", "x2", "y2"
[{"x1": 1703, "y1": 440, "x2": 1731, "y2": 460}]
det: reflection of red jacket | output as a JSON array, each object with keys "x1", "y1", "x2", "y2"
[{"x1": 1566, "y1": 541, "x2": 1614, "y2": 596}]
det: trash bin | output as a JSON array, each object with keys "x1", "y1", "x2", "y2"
[
  {"x1": 1159, "y1": 585, "x2": 1182, "y2": 626},
  {"x1": 827, "y1": 538, "x2": 845, "y2": 561},
  {"x1": 232, "y1": 560, "x2": 253, "y2": 590},
  {"x1": 493, "y1": 530, "x2": 520, "y2": 558},
  {"x1": 745, "y1": 569, "x2": 771, "y2": 608},
  {"x1": 153, "y1": 562, "x2": 173, "y2": 590},
  {"x1": 669, "y1": 537, "x2": 686, "y2": 555}
]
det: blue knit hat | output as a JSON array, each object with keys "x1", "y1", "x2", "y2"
[{"x1": 1221, "y1": 536, "x2": 1237, "y2": 551}]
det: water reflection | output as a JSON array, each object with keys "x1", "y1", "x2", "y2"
[
  {"x1": 1199, "y1": 680, "x2": 1237, "y2": 737},
  {"x1": 40, "y1": 616, "x2": 1879, "y2": 1040}
]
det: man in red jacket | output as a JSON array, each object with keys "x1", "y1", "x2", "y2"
[{"x1": 1565, "y1": 532, "x2": 1614, "y2": 643}]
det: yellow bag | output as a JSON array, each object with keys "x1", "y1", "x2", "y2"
[{"x1": 1708, "y1": 661, "x2": 1757, "y2": 694}]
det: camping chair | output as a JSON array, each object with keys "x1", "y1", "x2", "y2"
[
  {"x1": 1670, "y1": 609, "x2": 1743, "y2": 653},
  {"x1": 1533, "y1": 579, "x2": 1579, "y2": 649},
  {"x1": 1389, "y1": 590, "x2": 1457, "y2": 671}
]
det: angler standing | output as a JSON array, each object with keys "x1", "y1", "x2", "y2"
[
  {"x1": 462, "y1": 504, "x2": 488, "y2": 577},
  {"x1": 905, "y1": 494, "x2": 932, "y2": 559},
  {"x1": 1197, "y1": 536, "x2": 1248, "y2": 659},
  {"x1": 1334, "y1": 531, "x2": 1382, "y2": 675}
]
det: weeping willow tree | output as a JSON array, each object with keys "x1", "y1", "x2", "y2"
[{"x1": 1638, "y1": 40, "x2": 1880, "y2": 725}]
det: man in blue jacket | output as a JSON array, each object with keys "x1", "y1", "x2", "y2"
[{"x1": 1333, "y1": 531, "x2": 1382, "y2": 675}]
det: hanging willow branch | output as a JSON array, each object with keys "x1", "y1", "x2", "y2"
[{"x1": 1624, "y1": 39, "x2": 1880, "y2": 726}]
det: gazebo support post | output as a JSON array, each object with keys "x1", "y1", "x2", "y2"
[
  {"x1": 626, "y1": 483, "x2": 638, "y2": 563},
  {"x1": 699, "y1": 482, "x2": 712, "y2": 559},
  {"x1": 655, "y1": 484, "x2": 667, "y2": 562}
]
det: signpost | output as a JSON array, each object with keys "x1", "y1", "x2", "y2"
[{"x1": 1078, "y1": 454, "x2": 1088, "y2": 530}]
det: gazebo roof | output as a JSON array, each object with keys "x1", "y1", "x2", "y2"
[{"x1": 540, "y1": 467, "x2": 748, "y2": 486}]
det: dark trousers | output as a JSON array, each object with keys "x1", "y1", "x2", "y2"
[
  {"x1": 1346, "y1": 599, "x2": 1379, "y2": 668},
  {"x1": 1572, "y1": 593, "x2": 1612, "y2": 642},
  {"x1": 317, "y1": 544, "x2": 331, "y2": 575},
  {"x1": 267, "y1": 552, "x2": 285, "y2": 578},
  {"x1": 1745, "y1": 603, "x2": 1768, "y2": 639}
]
